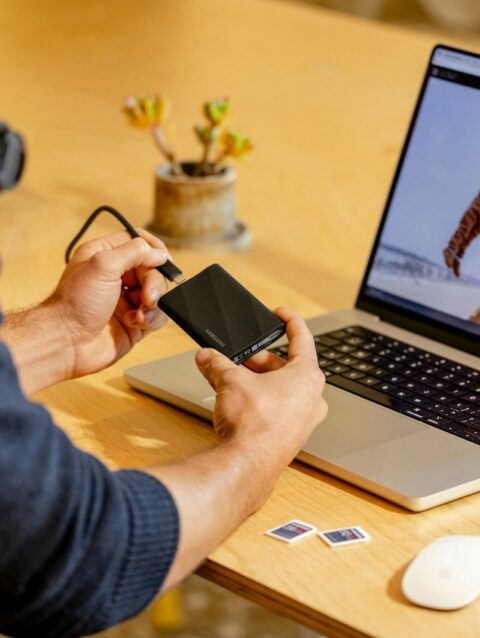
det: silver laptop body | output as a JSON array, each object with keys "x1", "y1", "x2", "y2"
[{"x1": 125, "y1": 45, "x2": 480, "y2": 512}]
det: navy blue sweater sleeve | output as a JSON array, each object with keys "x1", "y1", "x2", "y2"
[{"x1": 0, "y1": 340, "x2": 179, "y2": 638}]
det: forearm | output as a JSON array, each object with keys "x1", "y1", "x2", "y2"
[
  {"x1": 2, "y1": 300, "x2": 74, "y2": 395},
  {"x1": 147, "y1": 439, "x2": 282, "y2": 590}
]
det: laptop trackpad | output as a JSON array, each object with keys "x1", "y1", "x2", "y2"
[{"x1": 303, "y1": 385, "x2": 426, "y2": 459}]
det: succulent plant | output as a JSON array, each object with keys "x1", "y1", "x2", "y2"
[{"x1": 122, "y1": 95, "x2": 253, "y2": 177}]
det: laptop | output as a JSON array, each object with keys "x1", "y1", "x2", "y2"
[{"x1": 126, "y1": 45, "x2": 480, "y2": 512}]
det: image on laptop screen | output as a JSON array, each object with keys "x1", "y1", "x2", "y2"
[{"x1": 364, "y1": 46, "x2": 480, "y2": 337}]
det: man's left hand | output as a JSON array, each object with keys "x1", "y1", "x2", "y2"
[{"x1": 50, "y1": 228, "x2": 170, "y2": 379}]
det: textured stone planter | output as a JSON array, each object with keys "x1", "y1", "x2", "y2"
[{"x1": 150, "y1": 162, "x2": 250, "y2": 249}]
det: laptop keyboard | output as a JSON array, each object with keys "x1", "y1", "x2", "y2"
[{"x1": 269, "y1": 325, "x2": 480, "y2": 445}]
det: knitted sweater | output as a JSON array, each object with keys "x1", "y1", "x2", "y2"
[{"x1": 0, "y1": 337, "x2": 179, "y2": 637}]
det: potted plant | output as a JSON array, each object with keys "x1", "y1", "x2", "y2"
[{"x1": 122, "y1": 95, "x2": 253, "y2": 248}]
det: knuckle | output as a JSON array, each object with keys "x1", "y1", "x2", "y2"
[
  {"x1": 89, "y1": 250, "x2": 108, "y2": 270},
  {"x1": 317, "y1": 367, "x2": 326, "y2": 386},
  {"x1": 72, "y1": 243, "x2": 91, "y2": 261},
  {"x1": 131, "y1": 236, "x2": 149, "y2": 255}
]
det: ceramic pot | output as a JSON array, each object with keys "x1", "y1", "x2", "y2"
[{"x1": 152, "y1": 161, "x2": 238, "y2": 243}]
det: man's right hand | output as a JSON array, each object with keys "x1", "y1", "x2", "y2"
[
  {"x1": 147, "y1": 307, "x2": 327, "y2": 591},
  {"x1": 195, "y1": 307, "x2": 328, "y2": 500}
]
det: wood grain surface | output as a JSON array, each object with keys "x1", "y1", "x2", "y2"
[{"x1": 0, "y1": 1, "x2": 479, "y2": 636}]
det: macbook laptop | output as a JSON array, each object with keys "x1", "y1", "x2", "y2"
[{"x1": 126, "y1": 45, "x2": 480, "y2": 512}]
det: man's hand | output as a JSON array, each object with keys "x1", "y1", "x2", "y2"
[
  {"x1": 3, "y1": 229, "x2": 170, "y2": 394},
  {"x1": 195, "y1": 307, "x2": 327, "y2": 500},
  {"x1": 149, "y1": 307, "x2": 327, "y2": 589},
  {"x1": 52, "y1": 229, "x2": 170, "y2": 378}
]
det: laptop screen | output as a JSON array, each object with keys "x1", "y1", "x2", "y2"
[{"x1": 360, "y1": 46, "x2": 480, "y2": 342}]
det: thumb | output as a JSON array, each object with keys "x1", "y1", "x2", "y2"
[
  {"x1": 195, "y1": 348, "x2": 237, "y2": 391},
  {"x1": 88, "y1": 237, "x2": 168, "y2": 280}
]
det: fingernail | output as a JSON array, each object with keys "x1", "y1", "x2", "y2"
[
  {"x1": 152, "y1": 248, "x2": 168, "y2": 262},
  {"x1": 144, "y1": 310, "x2": 155, "y2": 324},
  {"x1": 196, "y1": 348, "x2": 211, "y2": 365},
  {"x1": 149, "y1": 288, "x2": 160, "y2": 304}
]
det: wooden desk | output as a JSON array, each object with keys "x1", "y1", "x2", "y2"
[{"x1": 1, "y1": 1, "x2": 480, "y2": 636}]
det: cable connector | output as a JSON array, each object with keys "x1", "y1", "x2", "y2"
[{"x1": 160, "y1": 260, "x2": 185, "y2": 284}]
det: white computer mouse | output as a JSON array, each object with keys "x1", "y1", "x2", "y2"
[{"x1": 402, "y1": 536, "x2": 480, "y2": 610}]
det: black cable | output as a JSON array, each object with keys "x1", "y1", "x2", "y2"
[{"x1": 65, "y1": 205, "x2": 185, "y2": 284}]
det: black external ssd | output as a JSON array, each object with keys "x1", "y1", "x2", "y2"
[{"x1": 158, "y1": 264, "x2": 286, "y2": 364}]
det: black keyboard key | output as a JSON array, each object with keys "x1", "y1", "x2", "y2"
[
  {"x1": 327, "y1": 375, "x2": 401, "y2": 409},
  {"x1": 335, "y1": 344, "x2": 356, "y2": 354},
  {"x1": 323, "y1": 350, "x2": 342, "y2": 360},
  {"x1": 346, "y1": 326, "x2": 374, "y2": 337},
  {"x1": 383, "y1": 361, "x2": 402, "y2": 372},
  {"x1": 344, "y1": 370, "x2": 366, "y2": 381},
  {"x1": 327, "y1": 363, "x2": 349, "y2": 375},
  {"x1": 463, "y1": 370, "x2": 480, "y2": 380},
  {"x1": 446, "y1": 363, "x2": 468, "y2": 374},
  {"x1": 451, "y1": 401, "x2": 470, "y2": 412},
  {"x1": 428, "y1": 403, "x2": 461, "y2": 419},
  {"x1": 317, "y1": 358, "x2": 330, "y2": 368},
  {"x1": 426, "y1": 415, "x2": 453, "y2": 427},
  {"x1": 402, "y1": 407, "x2": 433, "y2": 421},
  {"x1": 351, "y1": 350, "x2": 371, "y2": 360},
  {"x1": 315, "y1": 335, "x2": 340, "y2": 347},
  {"x1": 345, "y1": 336, "x2": 365, "y2": 346},
  {"x1": 361, "y1": 342, "x2": 379, "y2": 352},
  {"x1": 429, "y1": 356, "x2": 447, "y2": 367},
  {"x1": 377, "y1": 383, "x2": 392, "y2": 393},
  {"x1": 444, "y1": 385, "x2": 468, "y2": 398},
  {"x1": 371, "y1": 368, "x2": 388, "y2": 378},
  {"x1": 388, "y1": 388, "x2": 412, "y2": 400},
  {"x1": 385, "y1": 374, "x2": 405, "y2": 385},
  {"x1": 328, "y1": 330, "x2": 350, "y2": 340},
  {"x1": 467, "y1": 425, "x2": 480, "y2": 437},
  {"x1": 377, "y1": 348, "x2": 395, "y2": 358},
  {"x1": 315, "y1": 343, "x2": 327, "y2": 354},
  {"x1": 397, "y1": 345, "x2": 419, "y2": 356},
  {"x1": 463, "y1": 394, "x2": 480, "y2": 404},
  {"x1": 408, "y1": 360, "x2": 424, "y2": 370},
  {"x1": 455, "y1": 415, "x2": 479, "y2": 426},
  {"x1": 338, "y1": 356, "x2": 357, "y2": 366},
  {"x1": 455, "y1": 378, "x2": 473, "y2": 389},
  {"x1": 405, "y1": 395, "x2": 430, "y2": 406},
  {"x1": 412, "y1": 374, "x2": 435, "y2": 385},
  {"x1": 437, "y1": 422, "x2": 465, "y2": 435},
  {"x1": 369, "y1": 356, "x2": 384, "y2": 366},
  {"x1": 400, "y1": 380, "x2": 418, "y2": 391},
  {"x1": 359, "y1": 376, "x2": 381, "y2": 387},
  {"x1": 428, "y1": 380, "x2": 448, "y2": 391},
  {"x1": 437, "y1": 372, "x2": 456, "y2": 382},
  {"x1": 353, "y1": 362, "x2": 375, "y2": 373},
  {"x1": 417, "y1": 386, "x2": 436, "y2": 397}
]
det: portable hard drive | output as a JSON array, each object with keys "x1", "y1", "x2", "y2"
[{"x1": 158, "y1": 264, "x2": 286, "y2": 364}]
